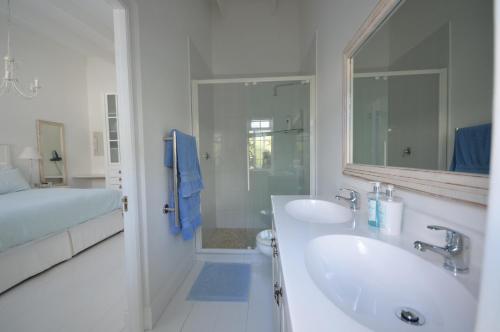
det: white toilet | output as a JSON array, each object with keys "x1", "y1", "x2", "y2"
[{"x1": 256, "y1": 229, "x2": 274, "y2": 257}]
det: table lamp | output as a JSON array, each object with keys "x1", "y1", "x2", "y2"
[{"x1": 18, "y1": 146, "x2": 41, "y2": 187}]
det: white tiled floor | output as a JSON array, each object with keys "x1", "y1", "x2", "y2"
[
  {"x1": 0, "y1": 233, "x2": 127, "y2": 332},
  {"x1": 0, "y1": 234, "x2": 274, "y2": 332},
  {"x1": 152, "y1": 254, "x2": 274, "y2": 332}
]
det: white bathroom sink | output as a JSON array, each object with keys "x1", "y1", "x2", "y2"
[
  {"x1": 305, "y1": 235, "x2": 476, "y2": 332},
  {"x1": 284, "y1": 199, "x2": 352, "y2": 224}
]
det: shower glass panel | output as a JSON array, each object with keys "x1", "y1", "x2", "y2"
[
  {"x1": 197, "y1": 80, "x2": 311, "y2": 249},
  {"x1": 353, "y1": 73, "x2": 444, "y2": 170}
]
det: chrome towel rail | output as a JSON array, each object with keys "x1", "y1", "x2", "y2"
[{"x1": 163, "y1": 131, "x2": 180, "y2": 229}]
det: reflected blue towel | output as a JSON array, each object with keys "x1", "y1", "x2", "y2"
[
  {"x1": 165, "y1": 129, "x2": 204, "y2": 240},
  {"x1": 450, "y1": 123, "x2": 491, "y2": 174}
]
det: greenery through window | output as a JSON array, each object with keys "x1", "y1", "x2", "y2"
[{"x1": 248, "y1": 119, "x2": 272, "y2": 169}]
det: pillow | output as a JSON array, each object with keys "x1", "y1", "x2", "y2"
[{"x1": 0, "y1": 168, "x2": 31, "y2": 194}]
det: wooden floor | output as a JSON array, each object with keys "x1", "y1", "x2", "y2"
[
  {"x1": 152, "y1": 254, "x2": 274, "y2": 332},
  {"x1": 0, "y1": 233, "x2": 127, "y2": 332}
]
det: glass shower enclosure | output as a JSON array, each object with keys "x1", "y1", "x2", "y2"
[
  {"x1": 193, "y1": 77, "x2": 314, "y2": 250},
  {"x1": 352, "y1": 70, "x2": 448, "y2": 170}
]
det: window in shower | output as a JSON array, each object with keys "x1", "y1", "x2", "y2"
[
  {"x1": 248, "y1": 119, "x2": 273, "y2": 170},
  {"x1": 194, "y1": 78, "x2": 314, "y2": 251}
]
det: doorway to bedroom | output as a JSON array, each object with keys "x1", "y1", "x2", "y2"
[{"x1": 0, "y1": 0, "x2": 139, "y2": 331}]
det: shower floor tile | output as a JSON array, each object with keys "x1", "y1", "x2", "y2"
[{"x1": 202, "y1": 228, "x2": 262, "y2": 249}]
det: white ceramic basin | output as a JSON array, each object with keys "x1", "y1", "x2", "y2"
[
  {"x1": 305, "y1": 235, "x2": 476, "y2": 332},
  {"x1": 285, "y1": 199, "x2": 352, "y2": 224}
]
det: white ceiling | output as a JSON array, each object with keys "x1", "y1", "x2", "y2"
[
  {"x1": 0, "y1": 0, "x2": 115, "y2": 60},
  {"x1": 214, "y1": 0, "x2": 279, "y2": 17}
]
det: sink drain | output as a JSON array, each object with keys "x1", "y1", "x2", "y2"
[{"x1": 395, "y1": 307, "x2": 425, "y2": 326}]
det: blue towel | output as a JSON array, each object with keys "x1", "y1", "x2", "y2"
[
  {"x1": 165, "y1": 129, "x2": 204, "y2": 240},
  {"x1": 450, "y1": 123, "x2": 491, "y2": 174}
]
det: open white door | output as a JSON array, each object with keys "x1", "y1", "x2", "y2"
[{"x1": 109, "y1": 1, "x2": 144, "y2": 331}]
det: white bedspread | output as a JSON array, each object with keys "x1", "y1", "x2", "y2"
[{"x1": 0, "y1": 188, "x2": 122, "y2": 252}]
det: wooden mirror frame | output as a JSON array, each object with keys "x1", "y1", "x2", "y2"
[
  {"x1": 37, "y1": 120, "x2": 68, "y2": 186},
  {"x1": 342, "y1": 0, "x2": 489, "y2": 205}
]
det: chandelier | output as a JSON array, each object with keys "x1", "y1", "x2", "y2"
[{"x1": 0, "y1": 0, "x2": 41, "y2": 99}]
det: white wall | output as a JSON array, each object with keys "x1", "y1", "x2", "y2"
[
  {"x1": 86, "y1": 57, "x2": 117, "y2": 175},
  {"x1": 299, "y1": 0, "x2": 487, "y2": 293},
  {"x1": 476, "y1": 1, "x2": 500, "y2": 328},
  {"x1": 0, "y1": 12, "x2": 91, "y2": 185},
  {"x1": 211, "y1": 0, "x2": 302, "y2": 76},
  {"x1": 132, "y1": 0, "x2": 212, "y2": 328}
]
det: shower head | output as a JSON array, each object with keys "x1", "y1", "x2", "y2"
[{"x1": 273, "y1": 80, "x2": 309, "y2": 96}]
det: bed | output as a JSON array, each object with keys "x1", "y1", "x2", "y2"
[{"x1": 0, "y1": 145, "x2": 124, "y2": 294}]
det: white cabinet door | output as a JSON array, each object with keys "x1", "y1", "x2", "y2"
[
  {"x1": 104, "y1": 94, "x2": 122, "y2": 191},
  {"x1": 272, "y1": 217, "x2": 292, "y2": 332},
  {"x1": 105, "y1": 94, "x2": 121, "y2": 165},
  {"x1": 280, "y1": 277, "x2": 291, "y2": 332},
  {"x1": 271, "y1": 218, "x2": 281, "y2": 332}
]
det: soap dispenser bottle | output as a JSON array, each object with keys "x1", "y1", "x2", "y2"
[
  {"x1": 379, "y1": 185, "x2": 404, "y2": 236},
  {"x1": 367, "y1": 182, "x2": 382, "y2": 227}
]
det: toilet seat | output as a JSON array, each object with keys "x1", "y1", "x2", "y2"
[{"x1": 256, "y1": 229, "x2": 273, "y2": 257}]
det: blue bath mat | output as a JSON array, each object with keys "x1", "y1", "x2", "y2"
[{"x1": 187, "y1": 262, "x2": 251, "y2": 302}]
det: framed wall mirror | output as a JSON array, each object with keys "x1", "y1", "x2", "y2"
[
  {"x1": 37, "y1": 120, "x2": 68, "y2": 186},
  {"x1": 343, "y1": 0, "x2": 493, "y2": 205}
]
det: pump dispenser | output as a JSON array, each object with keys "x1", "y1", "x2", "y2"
[
  {"x1": 367, "y1": 182, "x2": 382, "y2": 227},
  {"x1": 379, "y1": 185, "x2": 404, "y2": 235}
]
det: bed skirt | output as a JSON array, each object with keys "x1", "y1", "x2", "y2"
[{"x1": 0, "y1": 210, "x2": 123, "y2": 294}]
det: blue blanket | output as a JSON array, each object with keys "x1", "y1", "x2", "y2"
[
  {"x1": 0, "y1": 188, "x2": 122, "y2": 252},
  {"x1": 450, "y1": 123, "x2": 491, "y2": 174},
  {"x1": 165, "y1": 129, "x2": 204, "y2": 240}
]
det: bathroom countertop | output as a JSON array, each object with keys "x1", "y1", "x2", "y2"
[{"x1": 271, "y1": 195, "x2": 479, "y2": 332}]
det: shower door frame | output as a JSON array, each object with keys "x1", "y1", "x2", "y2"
[
  {"x1": 191, "y1": 75, "x2": 317, "y2": 254},
  {"x1": 353, "y1": 69, "x2": 449, "y2": 170}
]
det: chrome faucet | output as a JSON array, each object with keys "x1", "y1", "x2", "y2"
[
  {"x1": 335, "y1": 188, "x2": 360, "y2": 211},
  {"x1": 414, "y1": 225, "x2": 470, "y2": 273}
]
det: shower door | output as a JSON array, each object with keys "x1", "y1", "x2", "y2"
[
  {"x1": 195, "y1": 78, "x2": 313, "y2": 250},
  {"x1": 352, "y1": 70, "x2": 447, "y2": 170}
]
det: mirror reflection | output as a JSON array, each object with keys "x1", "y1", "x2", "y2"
[
  {"x1": 37, "y1": 120, "x2": 67, "y2": 186},
  {"x1": 352, "y1": 0, "x2": 493, "y2": 174}
]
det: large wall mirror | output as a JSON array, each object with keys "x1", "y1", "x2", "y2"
[
  {"x1": 37, "y1": 120, "x2": 68, "y2": 186},
  {"x1": 343, "y1": 0, "x2": 493, "y2": 205}
]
